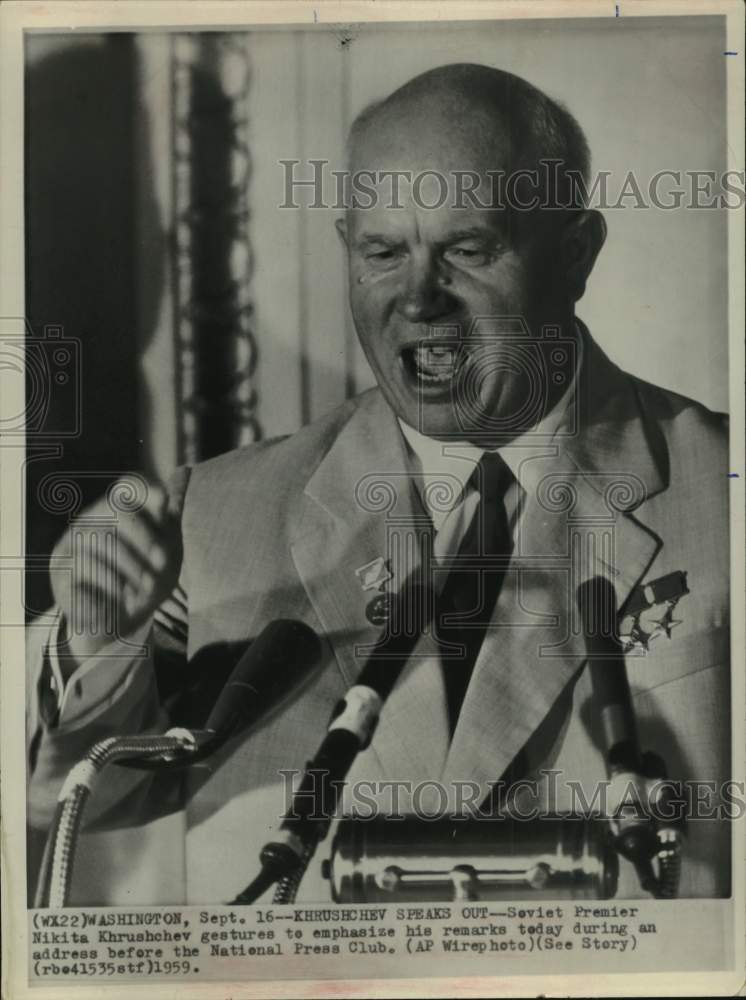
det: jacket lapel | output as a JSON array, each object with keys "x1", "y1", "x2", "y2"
[
  {"x1": 291, "y1": 331, "x2": 670, "y2": 795},
  {"x1": 289, "y1": 390, "x2": 451, "y2": 782},
  {"x1": 442, "y1": 331, "x2": 667, "y2": 791}
]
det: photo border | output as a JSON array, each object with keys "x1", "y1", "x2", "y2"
[{"x1": 1, "y1": 2, "x2": 743, "y2": 998}]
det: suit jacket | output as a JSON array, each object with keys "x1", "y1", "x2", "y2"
[{"x1": 26, "y1": 330, "x2": 731, "y2": 904}]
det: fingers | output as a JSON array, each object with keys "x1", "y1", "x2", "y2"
[
  {"x1": 67, "y1": 507, "x2": 171, "y2": 588},
  {"x1": 115, "y1": 515, "x2": 173, "y2": 575},
  {"x1": 104, "y1": 480, "x2": 180, "y2": 576},
  {"x1": 50, "y1": 476, "x2": 183, "y2": 630},
  {"x1": 70, "y1": 533, "x2": 157, "y2": 603},
  {"x1": 64, "y1": 579, "x2": 127, "y2": 635}
]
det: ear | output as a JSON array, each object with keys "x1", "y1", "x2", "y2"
[
  {"x1": 560, "y1": 209, "x2": 607, "y2": 302},
  {"x1": 335, "y1": 216, "x2": 349, "y2": 248}
]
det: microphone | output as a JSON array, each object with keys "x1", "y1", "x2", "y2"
[
  {"x1": 577, "y1": 576, "x2": 666, "y2": 893},
  {"x1": 577, "y1": 576, "x2": 640, "y2": 775},
  {"x1": 204, "y1": 619, "x2": 323, "y2": 743},
  {"x1": 116, "y1": 618, "x2": 323, "y2": 769},
  {"x1": 283, "y1": 581, "x2": 433, "y2": 828},
  {"x1": 38, "y1": 619, "x2": 322, "y2": 907},
  {"x1": 232, "y1": 579, "x2": 433, "y2": 903}
]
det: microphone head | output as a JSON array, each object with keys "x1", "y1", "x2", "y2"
[
  {"x1": 577, "y1": 576, "x2": 639, "y2": 772},
  {"x1": 358, "y1": 581, "x2": 434, "y2": 700},
  {"x1": 205, "y1": 619, "x2": 323, "y2": 740}
]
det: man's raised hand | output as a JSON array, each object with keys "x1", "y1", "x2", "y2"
[{"x1": 49, "y1": 478, "x2": 183, "y2": 674}]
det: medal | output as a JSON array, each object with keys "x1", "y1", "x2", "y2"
[
  {"x1": 356, "y1": 557, "x2": 396, "y2": 625},
  {"x1": 619, "y1": 570, "x2": 688, "y2": 653},
  {"x1": 365, "y1": 591, "x2": 396, "y2": 626},
  {"x1": 355, "y1": 557, "x2": 393, "y2": 592}
]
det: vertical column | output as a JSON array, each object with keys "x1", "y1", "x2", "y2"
[{"x1": 170, "y1": 32, "x2": 260, "y2": 464}]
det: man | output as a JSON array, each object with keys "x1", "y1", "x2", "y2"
[{"x1": 27, "y1": 64, "x2": 730, "y2": 904}]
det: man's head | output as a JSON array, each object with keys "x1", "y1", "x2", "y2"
[{"x1": 336, "y1": 63, "x2": 606, "y2": 444}]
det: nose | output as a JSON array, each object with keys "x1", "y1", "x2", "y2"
[{"x1": 397, "y1": 252, "x2": 457, "y2": 323}]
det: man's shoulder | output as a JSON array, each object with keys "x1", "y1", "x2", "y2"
[
  {"x1": 631, "y1": 373, "x2": 728, "y2": 460},
  {"x1": 582, "y1": 327, "x2": 728, "y2": 469},
  {"x1": 184, "y1": 388, "x2": 378, "y2": 495}
]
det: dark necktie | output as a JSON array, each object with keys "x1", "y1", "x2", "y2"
[{"x1": 436, "y1": 452, "x2": 514, "y2": 733}]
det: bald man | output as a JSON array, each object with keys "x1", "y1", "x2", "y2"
[{"x1": 27, "y1": 64, "x2": 730, "y2": 905}]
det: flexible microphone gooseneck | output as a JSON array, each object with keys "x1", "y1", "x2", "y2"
[
  {"x1": 232, "y1": 581, "x2": 434, "y2": 905},
  {"x1": 38, "y1": 619, "x2": 322, "y2": 907}
]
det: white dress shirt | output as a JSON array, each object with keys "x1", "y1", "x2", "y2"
[{"x1": 398, "y1": 330, "x2": 582, "y2": 568}]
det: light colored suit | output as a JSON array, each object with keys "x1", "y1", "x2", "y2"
[{"x1": 27, "y1": 330, "x2": 731, "y2": 903}]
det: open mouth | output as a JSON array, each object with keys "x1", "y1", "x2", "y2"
[{"x1": 401, "y1": 344, "x2": 468, "y2": 385}]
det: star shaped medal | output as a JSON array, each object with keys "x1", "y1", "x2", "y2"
[{"x1": 619, "y1": 570, "x2": 689, "y2": 653}]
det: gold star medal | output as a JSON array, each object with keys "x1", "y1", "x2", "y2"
[{"x1": 619, "y1": 570, "x2": 688, "y2": 653}]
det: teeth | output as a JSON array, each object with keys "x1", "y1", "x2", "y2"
[{"x1": 414, "y1": 346, "x2": 458, "y2": 381}]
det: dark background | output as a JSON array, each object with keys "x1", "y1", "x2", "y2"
[{"x1": 25, "y1": 35, "x2": 143, "y2": 615}]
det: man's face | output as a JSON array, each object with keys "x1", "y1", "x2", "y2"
[{"x1": 339, "y1": 118, "x2": 575, "y2": 443}]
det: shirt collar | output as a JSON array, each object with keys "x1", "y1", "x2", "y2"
[{"x1": 398, "y1": 326, "x2": 583, "y2": 521}]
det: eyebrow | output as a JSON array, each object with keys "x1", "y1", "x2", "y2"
[
  {"x1": 354, "y1": 233, "x2": 404, "y2": 248},
  {"x1": 440, "y1": 227, "x2": 498, "y2": 242},
  {"x1": 354, "y1": 226, "x2": 499, "y2": 248}
]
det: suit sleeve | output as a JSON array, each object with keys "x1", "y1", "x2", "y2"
[{"x1": 26, "y1": 466, "x2": 192, "y2": 832}]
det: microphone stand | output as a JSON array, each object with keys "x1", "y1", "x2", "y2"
[
  {"x1": 34, "y1": 729, "x2": 205, "y2": 909},
  {"x1": 35, "y1": 619, "x2": 322, "y2": 908},
  {"x1": 231, "y1": 727, "x2": 362, "y2": 905},
  {"x1": 236, "y1": 577, "x2": 684, "y2": 905},
  {"x1": 232, "y1": 580, "x2": 433, "y2": 905},
  {"x1": 580, "y1": 576, "x2": 684, "y2": 899}
]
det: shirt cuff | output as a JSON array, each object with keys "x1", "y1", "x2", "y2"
[
  {"x1": 43, "y1": 612, "x2": 152, "y2": 728},
  {"x1": 41, "y1": 610, "x2": 66, "y2": 723}
]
